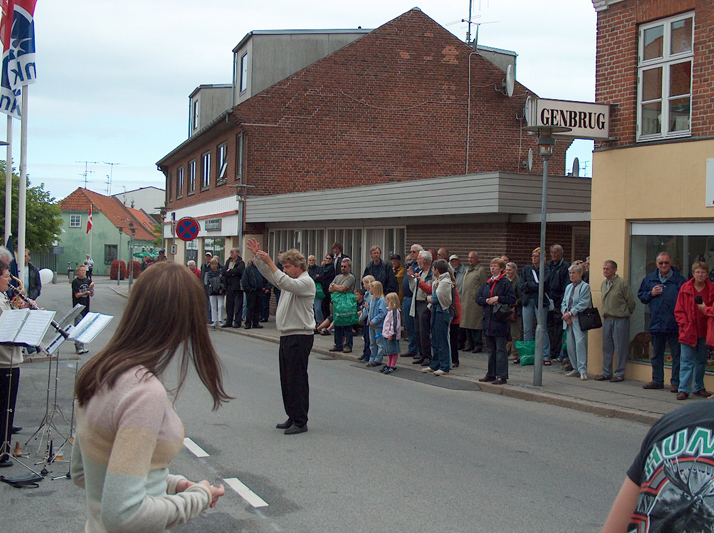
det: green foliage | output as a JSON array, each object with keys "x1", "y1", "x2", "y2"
[
  {"x1": 151, "y1": 223, "x2": 163, "y2": 247},
  {"x1": 0, "y1": 161, "x2": 63, "y2": 251}
]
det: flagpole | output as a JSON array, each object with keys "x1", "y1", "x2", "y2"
[
  {"x1": 17, "y1": 85, "x2": 27, "y2": 281},
  {"x1": 4, "y1": 115, "x2": 10, "y2": 246}
]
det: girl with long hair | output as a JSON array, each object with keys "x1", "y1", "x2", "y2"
[{"x1": 71, "y1": 261, "x2": 232, "y2": 532}]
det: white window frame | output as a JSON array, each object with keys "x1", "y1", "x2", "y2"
[
  {"x1": 188, "y1": 160, "x2": 196, "y2": 194},
  {"x1": 239, "y1": 53, "x2": 248, "y2": 93},
  {"x1": 217, "y1": 142, "x2": 227, "y2": 182},
  {"x1": 201, "y1": 152, "x2": 211, "y2": 189},
  {"x1": 637, "y1": 12, "x2": 694, "y2": 142},
  {"x1": 69, "y1": 214, "x2": 81, "y2": 228},
  {"x1": 236, "y1": 133, "x2": 244, "y2": 181},
  {"x1": 192, "y1": 99, "x2": 199, "y2": 131},
  {"x1": 176, "y1": 167, "x2": 184, "y2": 198}
]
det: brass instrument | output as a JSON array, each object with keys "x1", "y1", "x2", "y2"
[{"x1": 10, "y1": 274, "x2": 27, "y2": 309}]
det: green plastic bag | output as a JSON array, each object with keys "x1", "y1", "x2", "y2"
[
  {"x1": 332, "y1": 292, "x2": 359, "y2": 326},
  {"x1": 314, "y1": 281, "x2": 325, "y2": 299},
  {"x1": 515, "y1": 340, "x2": 535, "y2": 366}
]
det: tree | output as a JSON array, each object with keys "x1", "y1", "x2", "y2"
[{"x1": 0, "y1": 161, "x2": 62, "y2": 251}]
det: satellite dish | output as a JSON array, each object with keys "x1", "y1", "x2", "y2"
[
  {"x1": 572, "y1": 157, "x2": 580, "y2": 177},
  {"x1": 505, "y1": 64, "x2": 514, "y2": 98},
  {"x1": 527, "y1": 148, "x2": 533, "y2": 172},
  {"x1": 524, "y1": 96, "x2": 533, "y2": 126}
]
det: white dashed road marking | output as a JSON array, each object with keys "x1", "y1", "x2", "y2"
[
  {"x1": 183, "y1": 437, "x2": 210, "y2": 458},
  {"x1": 224, "y1": 477, "x2": 269, "y2": 508}
]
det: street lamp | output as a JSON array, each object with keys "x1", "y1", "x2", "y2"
[
  {"x1": 128, "y1": 221, "x2": 136, "y2": 290},
  {"x1": 117, "y1": 227, "x2": 123, "y2": 286},
  {"x1": 521, "y1": 125, "x2": 570, "y2": 386}
]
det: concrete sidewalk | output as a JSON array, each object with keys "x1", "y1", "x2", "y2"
[{"x1": 109, "y1": 283, "x2": 691, "y2": 426}]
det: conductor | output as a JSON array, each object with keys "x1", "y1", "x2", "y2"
[{"x1": 246, "y1": 238, "x2": 315, "y2": 435}]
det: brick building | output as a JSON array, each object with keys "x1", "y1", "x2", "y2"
[
  {"x1": 157, "y1": 8, "x2": 590, "y2": 272},
  {"x1": 589, "y1": 0, "x2": 714, "y2": 385}
]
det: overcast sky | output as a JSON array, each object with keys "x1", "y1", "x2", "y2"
[{"x1": 16, "y1": 0, "x2": 596, "y2": 202}]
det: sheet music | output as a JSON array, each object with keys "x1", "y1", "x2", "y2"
[
  {"x1": 68, "y1": 313, "x2": 113, "y2": 344},
  {"x1": 0, "y1": 309, "x2": 56, "y2": 347}
]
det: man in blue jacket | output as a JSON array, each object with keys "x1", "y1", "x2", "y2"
[{"x1": 637, "y1": 252, "x2": 685, "y2": 392}]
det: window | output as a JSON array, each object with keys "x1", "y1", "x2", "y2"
[
  {"x1": 201, "y1": 152, "x2": 211, "y2": 189},
  {"x1": 104, "y1": 244, "x2": 117, "y2": 265},
  {"x1": 236, "y1": 133, "x2": 244, "y2": 181},
  {"x1": 69, "y1": 214, "x2": 81, "y2": 228},
  {"x1": 239, "y1": 53, "x2": 248, "y2": 93},
  {"x1": 192, "y1": 100, "x2": 199, "y2": 131},
  {"x1": 217, "y1": 142, "x2": 227, "y2": 183},
  {"x1": 176, "y1": 167, "x2": 184, "y2": 198},
  {"x1": 638, "y1": 13, "x2": 693, "y2": 141},
  {"x1": 188, "y1": 160, "x2": 196, "y2": 194}
]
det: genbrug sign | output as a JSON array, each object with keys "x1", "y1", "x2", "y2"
[{"x1": 525, "y1": 97, "x2": 610, "y2": 140}]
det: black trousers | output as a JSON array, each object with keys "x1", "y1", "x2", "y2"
[
  {"x1": 245, "y1": 290, "x2": 262, "y2": 327},
  {"x1": 224, "y1": 288, "x2": 243, "y2": 327},
  {"x1": 547, "y1": 307, "x2": 564, "y2": 358},
  {"x1": 279, "y1": 334, "x2": 313, "y2": 428},
  {"x1": 0, "y1": 367, "x2": 19, "y2": 455},
  {"x1": 414, "y1": 300, "x2": 432, "y2": 361},
  {"x1": 485, "y1": 335, "x2": 509, "y2": 380},
  {"x1": 450, "y1": 323, "x2": 460, "y2": 365}
]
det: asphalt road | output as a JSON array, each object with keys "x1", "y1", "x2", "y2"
[{"x1": 3, "y1": 276, "x2": 650, "y2": 532}]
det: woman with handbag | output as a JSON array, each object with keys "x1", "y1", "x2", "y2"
[
  {"x1": 204, "y1": 257, "x2": 225, "y2": 328},
  {"x1": 476, "y1": 258, "x2": 516, "y2": 385},
  {"x1": 561, "y1": 264, "x2": 591, "y2": 380}
]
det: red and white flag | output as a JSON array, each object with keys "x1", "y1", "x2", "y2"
[
  {"x1": 0, "y1": 0, "x2": 37, "y2": 118},
  {"x1": 86, "y1": 204, "x2": 93, "y2": 233}
]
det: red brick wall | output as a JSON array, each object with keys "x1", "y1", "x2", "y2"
[
  {"x1": 166, "y1": 9, "x2": 571, "y2": 211},
  {"x1": 406, "y1": 222, "x2": 590, "y2": 271},
  {"x1": 595, "y1": 0, "x2": 708, "y2": 149}
]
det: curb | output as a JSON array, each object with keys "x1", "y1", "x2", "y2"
[{"x1": 218, "y1": 327, "x2": 661, "y2": 426}]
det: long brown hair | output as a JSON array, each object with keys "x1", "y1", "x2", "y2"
[{"x1": 75, "y1": 261, "x2": 232, "y2": 410}]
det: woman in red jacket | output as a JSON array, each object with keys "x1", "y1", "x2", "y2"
[{"x1": 673, "y1": 261, "x2": 714, "y2": 400}]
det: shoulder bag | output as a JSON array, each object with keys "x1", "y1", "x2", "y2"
[{"x1": 578, "y1": 307, "x2": 602, "y2": 331}]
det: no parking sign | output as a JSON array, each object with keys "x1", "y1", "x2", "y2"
[{"x1": 176, "y1": 217, "x2": 200, "y2": 241}]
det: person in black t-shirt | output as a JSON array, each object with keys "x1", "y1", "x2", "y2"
[
  {"x1": 72, "y1": 264, "x2": 93, "y2": 354},
  {"x1": 602, "y1": 402, "x2": 714, "y2": 533}
]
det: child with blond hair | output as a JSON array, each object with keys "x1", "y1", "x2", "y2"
[
  {"x1": 366, "y1": 280, "x2": 387, "y2": 367},
  {"x1": 381, "y1": 292, "x2": 402, "y2": 374}
]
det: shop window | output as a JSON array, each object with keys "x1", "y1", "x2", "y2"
[
  {"x1": 638, "y1": 13, "x2": 693, "y2": 141},
  {"x1": 630, "y1": 223, "x2": 714, "y2": 372}
]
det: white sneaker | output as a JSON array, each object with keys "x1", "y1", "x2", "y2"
[
  {"x1": 565, "y1": 370, "x2": 580, "y2": 377},
  {"x1": 434, "y1": 369, "x2": 449, "y2": 376},
  {"x1": 580, "y1": 373, "x2": 588, "y2": 381},
  {"x1": 422, "y1": 367, "x2": 434, "y2": 373}
]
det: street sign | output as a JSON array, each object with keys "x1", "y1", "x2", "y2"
[{"x1": 176, "y1": 217, "x2": 200, "y2": 241}]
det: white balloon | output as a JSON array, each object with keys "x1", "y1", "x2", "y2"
[{"x1": 39, "y1": 268, "x2": 54, "y2": 286}]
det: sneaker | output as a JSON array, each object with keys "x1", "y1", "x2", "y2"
[
  {"x1": 422, "y1": 367, "x2": 435, "y2": 373},
  {"x1": 433, "y1": 370, "x2": 449, "y2": 376},
  {"x1": 565, "y1": 370, "x2": 580, "y2": 377}
]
